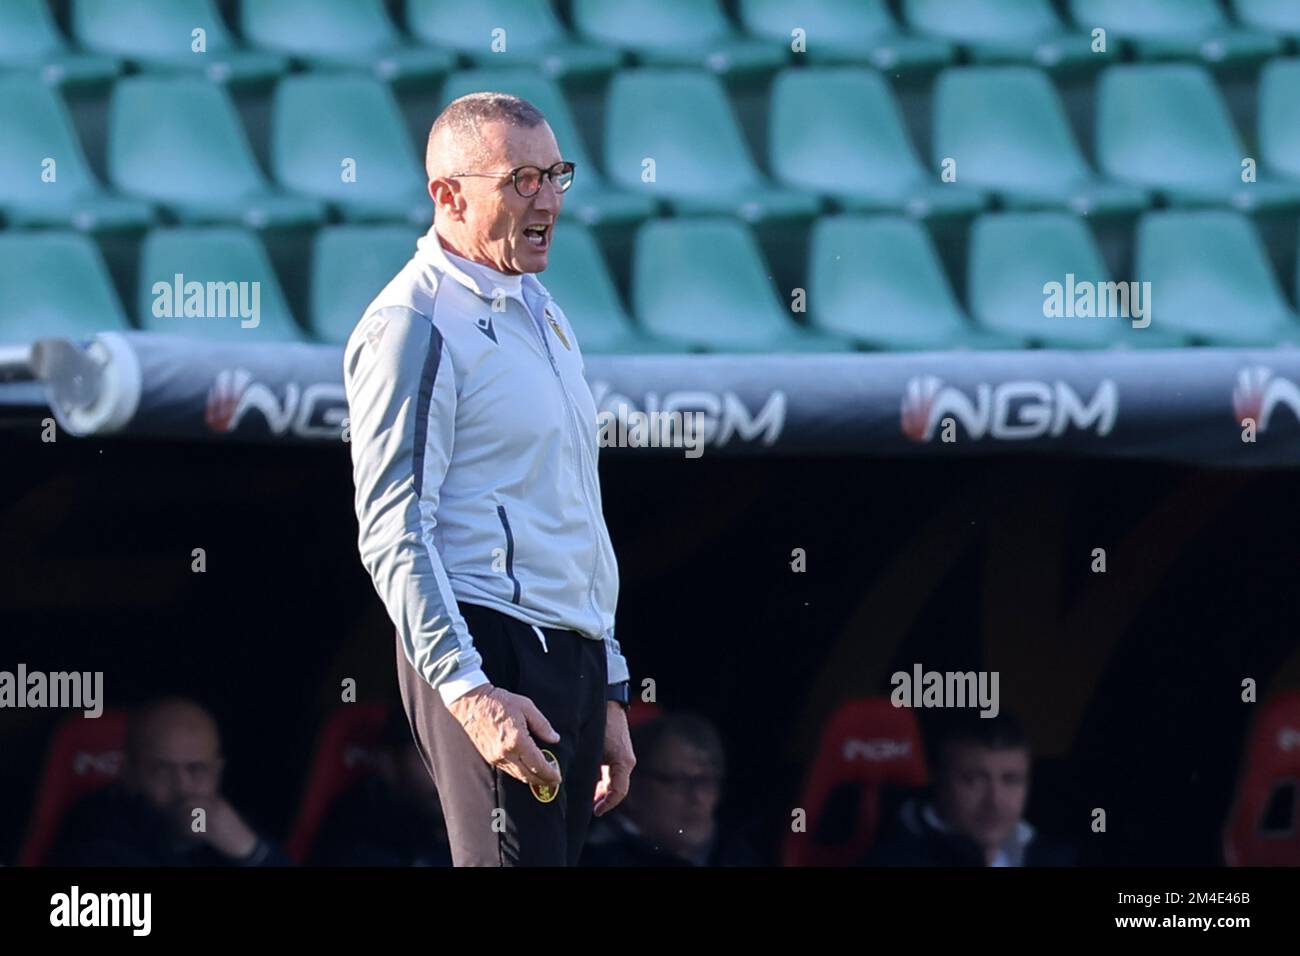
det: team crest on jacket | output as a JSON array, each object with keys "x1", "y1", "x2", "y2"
[
  {"x1": 545, "y1": 307, "x2": 571, "y2": 350},
  {"x1": 475, "y1": 315, "x2": 498, "y2": 344}
]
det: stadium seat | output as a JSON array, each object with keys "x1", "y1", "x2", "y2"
[
  {"x1": 1223, "y1": 690, "x2": 1300, "y2": 866},
  {"x1": 311, "y1": 225, "x2": 421, "y2": 344},
  {"x1": 18, "y1": 711, "x2": 127, "y2": 867},
  {"x1": 737, "y1": 0, "x2": 953, "y2": 72},
  {"x1": 933, "y1": 66, "x2": 1146, "y2": 216},
  {"x1": 633, "y1": 219, "x2": 851, "y2": 353},
  {"x1": 810, "y1": 216, "x2": 1019, "y2": 351},
  {"x1": 1136, "y1": 210, "x2": 1300, "y2": 346},
  {"x1": 137, "y1": 227, "x2": 305, "y2": 342},
  {"x1": 0, "y1": 233, "x2": 133, "y2": 346},
  {"x1": 571, "y1": 0, "x2": 787, "y2": 78},
  {"x1": 272, "y1": 75, "x2": 428, "y2": 226},
  {"x1": 605, "y1": 71, "x2": 820, "y2": 223},
  {"x1": 71, "y1": 0, "x2": 286, "y2": 84},
  {"x1": 240, "y1": 0, "x2": 453, "y2": 83},
  {"x1": 440, "y1": 70, "x2": 655, "y2": 227},
  {"x1": 1258, "y1": 59, "x2": 1300, "y2": 184},
  {"x1": 1231, "y1": 0, "x2": 1300, "y2": 43},
  {"x1": 1068, "y1": 0, "x2": 1280, "y2": 65},
  {"x1": 109, "y1": 76, "x2": 324, "y2": 228},
  {"x1": 969, "y1": 212, "x2": 1183, "y2": 348},
  {"x1": 286, "y1": 703, "x2": 389, "y2": 863},
  {"x1": 0, "y1": 0, "x2": 119, "y2": 87},
  {"x1": 901, "y1": 0, "x2": 1099, "y2": 69},
  {"x1": 406, "y1": 0, "x2": 620, "y2": 82},
  {"x1": 538, "y1": 223, "x2": 674, "y2": 354},
  {"x1": 1097, "y1": 64, "x2": 1300, "y2": 212},
  {"x1": 0, "y1": 76, "x2": 154, "y2": 231},
  {"x1": 784, "y1": 698, "x2": 928, "y2": 868},
  {"x1": 769, "y1": 68, "x2": 984, "y2": 219}
]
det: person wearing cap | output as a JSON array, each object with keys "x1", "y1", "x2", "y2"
[{"x1": 344, "y1": 91, "x2": 634, "y2": 866}]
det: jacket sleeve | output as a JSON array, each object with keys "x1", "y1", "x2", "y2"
[
  {"x1": 604, "y1": 627, "x2": 630, "y2": 686},
  {"x1": 345, "y1": 304, "x2": 489, "y2": 704}
]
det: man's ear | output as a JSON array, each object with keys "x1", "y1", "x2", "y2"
[{"x1": 428, "y1": 178, "x2": 463, "y2": 221}]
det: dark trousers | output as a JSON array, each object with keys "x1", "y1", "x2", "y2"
[{"x1": 396, "y1": 603, "x2": 607, "y2": 866}]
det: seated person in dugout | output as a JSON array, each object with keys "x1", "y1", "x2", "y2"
[
  {"x1": 865, "y1": 711, "x2": 1078, "y2": 867},
  {"x1": 309, "y1": 707, "x2": 453, "y2": 866},
  {"x1": 581, "y1": 712, "x2": 760, "y2": 867},
  {"x1": 51, "y1": 696, "x2": 291, "y2": 866}
]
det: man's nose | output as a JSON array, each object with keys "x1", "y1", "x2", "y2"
[{"x1": 532, "y1": 177, "x2": 561, "y2": 213}]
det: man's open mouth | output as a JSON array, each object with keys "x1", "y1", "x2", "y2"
[{"x1": 523, "y1": 223, "x2": 551, "y2": 250}]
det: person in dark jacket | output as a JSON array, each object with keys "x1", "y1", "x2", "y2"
[
  {"x1": 582, "y1": 712, "x2": 760, "y2": 867},
  {"x1": 308, "y1": 708, "x2": 453, "y2": 866},
  {"x1": 50, "y1": 697, "x2": 291, "y2": 867},
  {"x1": 866, "y1": 711, "x2": 1077, "y2": 867}
]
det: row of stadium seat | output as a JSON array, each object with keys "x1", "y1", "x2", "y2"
[
  {"x1": 9, "y1": 0, "x2": 1300, "y2": 90},
  {"x1": 7, "y1": 60, "x2": 1300, "y2": 234},
  {"x1": 5, "y1": 211, "x2": 1298, "y2": 353}
]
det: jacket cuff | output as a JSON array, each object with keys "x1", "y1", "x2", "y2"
[
  {"x1": 437, "y1": 667, "x2": 490, "y2": 705},
  {"x1": 604, "y1": 632, "x2": 630, "y2": 686}
]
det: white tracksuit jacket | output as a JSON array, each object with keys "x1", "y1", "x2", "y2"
[{"x1": 344, "y1": 226, "x2": 626, "y2": 704}]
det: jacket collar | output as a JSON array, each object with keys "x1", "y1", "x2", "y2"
[{"x1": 416, "y1": 224, "x2": 545, "y2": 305}]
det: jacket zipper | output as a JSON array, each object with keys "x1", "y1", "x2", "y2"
[{"x1": 496, "y1": 504, "x2": 521, "y2": 604}]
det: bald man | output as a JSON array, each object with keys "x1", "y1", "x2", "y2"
[
  {"x1": 345, "y1": 92, "x2": 634, "y2": 866},
  {"x1": 50, "y1": 697, "x2": 290, "y2": 866}
]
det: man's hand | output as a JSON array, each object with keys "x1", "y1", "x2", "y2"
[
  {"x1": 179, "y1": 795, "x2": 259, "y2": 860},
  {"x1": 594, "y1": 702, "x2": 635, "y2": 816},
  {"x1": 447, "y1": 684, "x2": 562, "y2": 789}
]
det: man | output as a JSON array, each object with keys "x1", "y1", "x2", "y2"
[
  {"x1": 866, "y1": 712, "x2": 1076, "y2": 867},
  {"x1": 582, "y1": 713, "x2": 759, "y2": 867},
  {"x1": 51, "y1": 697, "x2": 290, "y2": 866},
  {"x1": 344, "y1": 92, "x2": 634, "y2": 867}
]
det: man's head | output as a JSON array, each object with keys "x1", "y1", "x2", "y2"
[
  {"x1": 121, "y1": 697, "x2": 224, "y2": 812},
  {"x1": 425, "y1": 92, "x2": 568, "y2": 276},
  {"x1": 624, "y1": 713, "x2": 726, "y2": 860},
  {"x1": 930, "y1": 712, "x2": 1031, "y2": 862}
]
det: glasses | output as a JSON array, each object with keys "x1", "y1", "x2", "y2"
[{"x1": 450, "y1": 161, "x2": 576, "y2": 198}]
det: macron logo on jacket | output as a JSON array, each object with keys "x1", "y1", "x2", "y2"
[{"x1": 344, "y1": 226, "x2": 626, "y2": 704}]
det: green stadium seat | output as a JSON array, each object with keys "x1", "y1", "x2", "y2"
[
  {"x1": 0, "y1": 233, "x2": 131, "y2": 345},
  {"x1": 272, "y1": 75, "x2": 429, "y2": 226},
  {"x1": 1259, "y1": 59, "x2": 1300, "y2": 183},
  {"x1": 810, "y1": 216, "x2": 1020, "y2": 351},
  {"x1": 0, "y1": 76, "x2": 154, "y2": 231},
  {"x1": 310, "y1": 225, "x2": 421, "y2": 344},
  {"x1": 571, "y1": 0, "x2": 787, "y2": 78},
  {"x1": 633, "y1": 219, "x2": 852, "y2": 353},
  {"x1": 407, "y1": 0, "x2": 620, "y2": 82},
  {"x1": 241, "y1": 0, "x2": 453, "y2": 83},
  {"x1": 1136, "y1": 210, "x2": 1300, "y2": 346},
  {"x1": 738, "y1": 0, "x2": 953, "y2": 72},
  {"x1": 0, "y1": 0, "x2": 120, "y2": 86},
  {"x1": 1068, "y1": 0, "x2": 1280, "y2": 64},
  {"x1": 770, "y1": 69, "x2": 984, "y2": 218},
  {"x1": 440, "y1": 70, "x2": 655, "y2": 227},
  {"x1": 1097, "y1": 64, "x2": 1300, "y2": 211},
  {"x1": 71, "y1": 0, "x2": 285, "y2": 84},
  {"x1": 902, "y1": 0, "x2": 1100, "y2": 69},
  {"x1": 1231, "y1": 0, "x2": 1300, "y2": 43},
  {"x1": 109, "y1": 76, "x2": 324, "y2": 228},
  {"x1": 538, "y1": 223, "x2": 673, "y2": 354},
  {"x1": 933, "y1": 67, "x2": 1146, "y2": 216},
  {"x1": 969, "y1": 212, "x2": 1184, "y2": 348},
  {"x1": 138, "y1": 228, "x2": 304, "y2": 342},
  {"x1": 605, "y1": 71, "x2": 820, "y2": 223}
]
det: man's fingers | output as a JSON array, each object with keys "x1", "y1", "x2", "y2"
[
  {"x1": 506, "y1": 734, "x2": 562, "y2": 788},
  {"x1": 520, "y1": 697, "x2": 560, "y2": 744},
  {"x1": 595, "y1": 761, "x2": 631, "y2": 816}
]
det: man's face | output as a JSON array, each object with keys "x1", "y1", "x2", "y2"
[
  {"x1": 935, "y1": 743, "x2": 1030, "y2": 858},
  {"x1": 627, "y1": 735, "x2": 722, "y2": 858},
  {"x1": 444, "y1": 120, "x2": 564, "y2": 276},
  {"x1": 125, "y1": 721, "x2": 223, "y2": 812}
]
